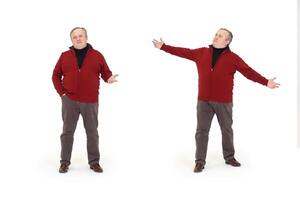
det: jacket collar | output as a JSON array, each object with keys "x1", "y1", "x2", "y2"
[
  {"x1": 69, "y1": 43, "x2": 93, "y2": 51},
  {"x1": 209, "y1": 44, "x2": 231, "y2": 53}
]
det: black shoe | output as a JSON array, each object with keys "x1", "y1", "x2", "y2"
[
  {"x1": 225, "y1": 158, "x2": 241, "y2": 167},
  {"x1": 90, "y1": 163, "x2": 103, "y2": 173},
  {"x1": 194, "y1": 162, "x2": 205, "y2": 173},
  {"x1": 59, "y1": 163, "x2": 69, "y2": 173}
]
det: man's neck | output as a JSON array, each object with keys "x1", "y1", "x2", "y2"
[
  {"x1": 212, "y1": 45, "x2": 227, "y2": 49},
  {"x1": 74, "y1": 44, "x2": 88, "y2": 50}
]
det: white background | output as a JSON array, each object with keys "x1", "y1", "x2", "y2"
[
  {"x1": 0, "y1": 0, "x2": 299, "y2": 199},
  {"x1": 298, "y1": 0, "x2": 300, "y2": 147}
]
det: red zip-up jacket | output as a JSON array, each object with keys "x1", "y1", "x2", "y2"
[
  {"x1": 161, "y1": 44, "x2": 268, "y2": 103},
  {"x1": 52, "y1": 45, "x2": 112, "y2": 103}
]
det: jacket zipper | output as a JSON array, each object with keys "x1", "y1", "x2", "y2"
[{"x1": 70, "y1": 47, "x2": 90, "y2": 100}]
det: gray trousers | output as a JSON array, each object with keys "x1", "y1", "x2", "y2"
[
  {"x1": 60, "y1": 96, "x2": 100, "y2": 165},
  {"x1": 195, "y1": 100, "x2": 235, "y2": 164}
]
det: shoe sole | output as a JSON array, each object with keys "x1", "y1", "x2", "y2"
[
  {"x1": 225, "y1": 162, "x2": 241, "y2": 167},
  {"x1": 59, "y1": 169, "x2": 68, "y2": 173}
]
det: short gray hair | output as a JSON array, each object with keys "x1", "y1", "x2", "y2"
[
  {"x1": 219, "y1": 28, "x2": 233, "y2": 44},
  {"x1": 70, "y1": 27, "x2": 88, "y2": 38}
]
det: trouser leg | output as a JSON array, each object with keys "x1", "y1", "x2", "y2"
[
  {"x1": 60, "y1": 96, "x2": 80, "y2": 164},
  {"x1": 195, "y1": 100, "x2": 215, "y2": 164},
  {"x1": 213, "y1": 102, "x2": 235, "y2": 160},
  {"x1": 79, "y1": 102, "x2": 100, "y2": 164}
]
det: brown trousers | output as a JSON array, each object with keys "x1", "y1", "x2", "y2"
[
  {"x1": 60, "y1": 95, "x2": 99, "y2": 165},
  {"x1": 195, "y1": 100, "x2": 235, "y2": 164}
]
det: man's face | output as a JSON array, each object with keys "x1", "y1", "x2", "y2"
[
  {"x1": 212, "y1": 29, "x2": 230, "y2": 48},
  {"x1": 71, "y1": 29, "x2": 87, "y2": 49}
]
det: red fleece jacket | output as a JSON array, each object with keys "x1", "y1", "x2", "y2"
[
  {"x1": 161, "y1": 44, "x2": 268, "y2": 103},
  {"x1": 52, "y1": 46, "x2": 112, "y2": 103}
]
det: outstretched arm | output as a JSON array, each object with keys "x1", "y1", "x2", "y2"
[
  {"x1": 152, "y1": 37, "x2": 201, "y2": 61},
  {"x1": 235, "y1": 55, "x2": 280, "y2": 89}
]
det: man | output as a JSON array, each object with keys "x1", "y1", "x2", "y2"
[
  {"x1": 52, "y1": 27, "x2": 118, "y2": 173},
  {"x1": 152, "y1": 28, "x2": 280, "y2": 172}
]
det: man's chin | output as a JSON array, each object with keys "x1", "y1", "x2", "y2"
[{"x1": 74, "y1": 44, "x2": 87, "y2": 49}]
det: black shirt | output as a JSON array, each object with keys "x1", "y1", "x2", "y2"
[
  {"x1": 211, "y1": 46, "x2": 228, "y2": 68},
  {"x1": 74, "y1": 45, "x2": 89, "y2": 69}
]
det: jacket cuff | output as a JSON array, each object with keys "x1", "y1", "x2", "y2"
[
  {"x1": 103, "y1": 73, "x2": 113, "y2": 82},
  {"x1": 263, "y1": 78, "x2": 269, "y2": 86},
  {"x1": 58, "y1": 89, "x2": 65, "y2": 97},
  {"x1": 160, "y1": 43, "x2": 166, "y2": 51}
]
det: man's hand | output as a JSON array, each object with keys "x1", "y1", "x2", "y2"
[
  {"x1": 267, "y1": 77, "x2": 280, "y2": 89},
  {"x1": 152, "y1": 38, "x2": 164, "y2": 49},
  {"x1": 107, "y1": 74, "x2": 118, "y2": 84}
]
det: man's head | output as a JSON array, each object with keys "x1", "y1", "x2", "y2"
[
  {"x1": 70, "y1": 27, "x2": 88, "y2": 49},
  {"x1": 212, "y1": 28, "x2": 233, "y2": 48}
]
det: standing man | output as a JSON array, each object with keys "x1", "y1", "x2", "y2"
[
  {"x1": 152, "y1": 28, "x2": 280, "y2": 172},
  {"x1": 52, "y1": 27, "x2": 118, "y2": 173}
]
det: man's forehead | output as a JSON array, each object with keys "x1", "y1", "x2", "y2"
[
  {"x1": 71, "y1": 29, "x2": 85, "y2": 35},
  {"x1": 217, "y1": 30, "x2": 229, "y2": 36}
]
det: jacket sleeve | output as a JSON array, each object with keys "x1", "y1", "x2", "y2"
[
  {"x1": 235, "y1": 55, "x2": 268, "y2": 86},
  {"x1": 99, "y1": 54, "x2": 113, "y2": 82},
  {"x1": 52, "y1": 53, "x2": 65, "y2": 96},
  {"x1": 160, "y1": 43, "x2": 201, "y2": 61}
]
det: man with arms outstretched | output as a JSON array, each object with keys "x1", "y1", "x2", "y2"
[{"x1": 152, "y1": 28, "x2": 279, "y2": 172}]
